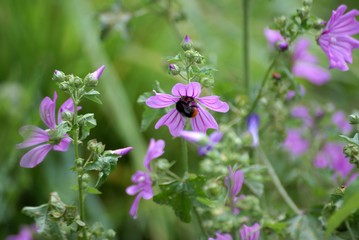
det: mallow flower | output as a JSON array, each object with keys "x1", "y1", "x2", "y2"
[
  {"x1": 247, "y1": 114, "x2": 260, "y2": 147},
  {"x1": 318, "y1": 5, "x2": 359, "y2": 71},
  {"x1": 332, "y1": 111, "x2": 352, "y2": 134},
  {"x1": 224, "y1": 166, "x2": 244, "y2": 214},
  {"x1": 17, "y1": 92, "x2": 78, "y2": 168},
  {"x1": 125, "y1": 171, "x2": 153, "y2": 219},
  {"x1": 208, "y1": 232, "x2": 233, "y2": 240},
  {"x1": 264, "y1": 28, "x2": 288, "y2": 51},
  {"x1": 283, "y1": 129, "x2": 309, "y2": 157},
  {"x1": 239, "y1": 223, "x2": 260, "y2": 240},
  {"x1": 180, "y1": 130, "x2": 223, "y2": 156},
  {"x1": 144, "y1": 138, "x2": 165, "y2": 172},
  {"x1": 146, "y1": 82, "x2": 229, "y2": 136},
  {"x1": 292, "y1": 38, "x2": 330, "y2": 85}
]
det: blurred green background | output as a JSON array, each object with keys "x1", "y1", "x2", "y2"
[{"x1": 1, "y1": 0, "x2": 359, "y2": 239}]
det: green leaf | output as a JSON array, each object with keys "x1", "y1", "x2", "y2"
[
  {"x1": 87, "y1": 186, "x2": 102, "y2": 195},
  {"x1": 85, "y1": 155, "x2": 118, "y2": 187},
  {"x1": 137, "y1": 92, "x2": 153, "y2": 104},
  {"x1": 153, "y1": 175, "x2": 209, "y2": 223},
  {"x1": 140, "y1": 107, "x2": 160, "y2": 132},
  {"x1": 326, "y1": 192, "x2": 359, "y2": 238},
  {"x1": 340, "y1": 133, "x2": 359, "y2": 145},
  {"x1": 78, "y1": 113, "x2": 97, "y2": 140},
  {"x1": 287, "y1": 215, "x2": 323, "y2": 240},
  {"x1": 84, "y1": 95, "x2": 102, "y2": 104},
  {"x1": 84, "y1": 89, "x2": 102, "y2": 104}
]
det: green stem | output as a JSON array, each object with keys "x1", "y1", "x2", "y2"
[
  {"x1": 181, "y1": 138, "x2": 188, "y2": 174},
  {"x1": 247, "y1": 53, "x2": 279, "y2": 115},
  {"x1": 73, "y1": 100, "x2": 87, "y2": 239},
  {"x1": 243, "y1": 0, "x2": 250, "y2": 93},
  {"x1": 193, "y1": 207, "x2": 208, "y2": 239},
  {"x1": 258, "y1": 147, "x2": 302, "y2": 215},
  {"x1": 345, "y1": 220, "x2": 356, "y2": 240}
]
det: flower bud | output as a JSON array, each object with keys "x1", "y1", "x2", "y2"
[
  {"x1": 73, "y1": 77, "x2": 83, "y2": 87},
  {"x1": 87, "y1": 139, "x2": 105, "y2": 154},
  {"x1": 274, "y1": 16, "x2": 287, "y2": 28},
  {"x1": 61, "y1": 110, "x2": 73, "y2": 122},
  {"x1": 58, "y1": 82, "x2": 69, "y2": 91},
  {"x1": 181, "y1": 35, "x2": 192, "y2": 51},
  {"x1": 82, "y1": 173, "x2": 90, "y2": 183},
  {"x1": 84, "y1": 65, "x2": 105, "y2": 87},
  {"x1": 106, "y1": 229, "x2": 116, "y2": 238},
  {"x1": 349, "y1": 114, "x2": 359, "y2": 125},
  {"x1": 76, "y1": 158, "x2": 84, "y2": 166},
  {"x1": 277, "y1": 40, "x2": 288, "y2": 51},
  {"x1": 313, "y1": 19, "x2": 326, "y2": 30},
  {"x1": 200, "y1": 77, "x2": 214, "y2": 88},
  {"x1": 156, "y1": 158, "x2": 171, "y2": 171},
  {"x1": 297, "y1": 6, "x2": 310, "y2": 20},
  {"x1": 168, "y1": 64, "x2": 180, "y2": 75},
  {"x1": 53, "y1": 70, "x2": 66, "y2": 82}
]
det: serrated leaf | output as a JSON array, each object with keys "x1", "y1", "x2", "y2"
[
  {"x1": 340, "y1": 134, "x2": 359, "y2": 145},
  {"x1": 153, "y1": 175, "x2": 209, "y2": 223},
  {"x1": 78, "y1": 113, "x2": 97, "y2": 140},
  {"x1": 85, "y1": 155, "x2": 118, "y2": 187},
  {"x1": 84, "y1": 95, "x2": 102, "y2": 104},
  {"x1": 87, "y1": 187, "x2": 102, "y2": 195}
]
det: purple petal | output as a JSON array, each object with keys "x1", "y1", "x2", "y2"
[
  {"x1": 332, "y1": 111, "x2": 352, "y2": 134},
  {"x1": 190, "y1": 106, "x2": 218, "y2": 133},
  {"x1": 231, "y1": 170, "x2": 244, "y2": 196},
  {"x1": 91, "y1": 65, "x2": 105, "y2": 80},
  {"x1": 40, "y1": 92, "x2": 57, "y2": 129},
  {"x1": 111, "y1": 147, "x2": 133, "y2": 156},
  {"x1": 197, "y1": 96, "x2": 229, "y2": 112},
  {"x1": 264, "y1": 28, "x2": 284, "y2": 47},
  {"x1": 283, "y1": 129, "x2": 309, "y2": 156},
  {"x1": 179, "y1": 130, "x2": 206, "y2": 143},
  {"x1": 57, "y1": 98, "x2": 77, "y2": 124},
  {"x1": 17, "y1": 126, "x2": 49, "y2": 149},
  {"x1": 198, "y1": 145, "x2": 212, "y2": 156},
  {"x1": 209, "y1": 131, "x2": 223, "y2": 144},
  {"x1": 292, "y1": 61, "x2": 331, "y2": 85},
  {"x1": 293, "y1": 38, "x2": 317, "y2": 63},
  {"x1": 239, "y1": 223, "x2": 260, "y2": 240},
  {"x1": 208, "y1": 232, "x2": 233, "y2": 240},
  {"x1": 144, "y1": 139, "x2": 165, "y2": 172},
  {"x1": 53, "y1": 136, "x2": 71, "y2": 152},
  {"x1": 129, "y1": 194, "x2": 142, "y2": 219},
  {"x1": 146, "y1": 91, "x2": 179, "y2": 108},
  {"x1": 171, "y1": 82, "x2": 201, "y2": 98},
  {"x1": 247, "y1": 114, "x2": 260, "y2": 146},
  {"x1": 126, "y1": 185, "x2": 142, "y2": 196},
  {"x1": 19, "y1": 144, "x2": 53, "y2": 168},
  {"x1": 155, "y1": 108, "x2": 186, "y2": 137},
  {"x1": 184, "y1": 35, "x2": 191, "y2": 43}
]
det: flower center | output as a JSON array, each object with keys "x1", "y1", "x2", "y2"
[
  {"x1": 47, "y1": 129, "x2": 63, "y2": 145},
  {"x1": 176, "y1": 96, "x2": 198, "y2": 118}
]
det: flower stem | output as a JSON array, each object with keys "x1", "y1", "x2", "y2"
[
  {"x1": 345, "y1": 220, "x2": 356, "y2": 240},
  {"x1": 73, "y1": 101, "x2": 87, "y2": 239},
  {"x1": 181, "y1": 138, "x2": 188, "y2": 174},
  {"x1": 247, "y1": 53, "x2": 279, "y2": 115},
  {"x1": 193, "y1": 207, "x2": 208, "y2": 238},
  {"x1": 243, "y1": 0, "x2": 250, "y2": 93},
  {"x1": 258, "y1": 147, "x2": 302, "y2": 215}
]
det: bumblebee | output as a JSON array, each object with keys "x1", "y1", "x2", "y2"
[{"x1": 176, "y1": 97, "x2": 198, "y2": 118}]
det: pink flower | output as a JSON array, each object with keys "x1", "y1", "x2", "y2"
[
  {"x1": 208, "y1": 232, "x2": 233, "y2": 240},
  {"x1": 283, "y1": 129, "x2": 309, "y2": 156},
  {"x1": 332, "y1": 111, "x2": 352, "y2": 134},
  {"x1": 264, "y1": 28, "x2": 288, "y2": 51},
  {"x1": 144, "y1": 138, "x2": 165, "y2": 172},
  {"x1": 239, "y1": 223, "x2": 260, "y2": 240},
  {"x1": 292, "y1": 38, "x2": 331, "y2": 85},
  {"x1": 6, "y1": 225, "x2": 36, "y2": 240},
  {"x1": 126, "y1": 171, "x2": 153, "y2": 219},
  {"x1": 291, "y1": 105, "x2": 313, "y2": 127},
  {"x1": 224, "y1": 166, "x2": 244, "y2": 214},
  {"x1": 146, "y1": 82, "x2": 229, "y2": 136},
  {"x1": 17, "y1": 92, "x2": 78, "y2": 168},
  {"x1": 318, "y1": 5, "x2": 359, "y2": 71}
]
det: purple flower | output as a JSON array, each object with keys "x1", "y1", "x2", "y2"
[
  {"x1": 146, "y1": 82, "x2": 229, "y2": 136},
  {"x1": 224, "y1": 166, "x2": 244, "y2": 214},
  {"x1": 247, "y1": 114, "x2": 260, "y2": 147},
  {"x1": 239, "y1": 223, "x2": 260, "y2": 240},
  {"x1": 286, "y1": 85, "x2": 306, "y2": 100},
  {"x1": 291, "y1": 105, "x2": 313, "y2": 127},
  {"x1": 180, "y1": 130, "x2": 223, "y2": 156},
  {"x1": 332, "y1": 111, "x2": 352, "y2": 134},
  {"x1": 110, "y1": 147, "x2": 133, "y2": 156},
  {"x1": 283, "y1": 129, "x2": 309, "y2": 156},
  {"x1": 314, "y1": 142, "x2": 357, "y2": 184},
  {"x1": 208, "y1": 232, "x2": 233, "y2": 240},
  {"x1": 6, "y1": 225, "x2": 36, "y2": 240},
  {"x1": 17, "y1": 92, "x2": 77, "y2": 168},
  {"x1": 292, "y1": 38, "x2": 330, "y2": 85},
  {"x1": 264, "y1": 28, "x2": 288, "y2": 51},
  {"x1": 185, "y1": 35, "x2": 191, "y2": 44},
  {"x1": 144, "y1": 138, "x2": 165, "y2": 172},
  {"x1": 126, "y1": 171, "x2": 153, "y2": 219},
  {"x1": 90, "y1": 65, "x2": 105, "y2": 80},
  {"x1": 318, "y1": 5, "x2": 359, "y2": 71}
]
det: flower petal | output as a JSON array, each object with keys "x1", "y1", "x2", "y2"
[
  {"x1": 53, "y1": 136, "x2": 71, "y2": 152},
  {"x1": 17, "y1": 126, "x2": 49, "y2": 149},
  {"x1": 111, "y1": 147, "x2": 133, "y2": 156},
  {"x1": 57, "y1": 97, "x2": 76, "y2": 124},
  {"x1": 129, "y1": 194, "x2": 142, "y2": 219},
  {"x1": 20, "y1": 144, "x2": 53, "y2": 168},
  {"x1": 40, "y1": 92, "x2": 57, "y2": 129},
  {"x1": 197, "y1": 96, "x2": 229, "y2": 112},
  {"x1": 292, "y1": 61, "x2": 331, "y2": 85},
  {"x1": 190, "y1": 106, "x2": 218, "y2": 133},
  {"x1": 264, "y1": 28, "x2": 285, "y2": 47},
  {"x1": 155, "y1": 108, "x2": 186, "y2": 136},
  {"x1": 144, "y1": 139, "x2": 165, "y2": 172},
  {"x1": 171, "y1": 82, "x2": 201, "y2": 98},
  {"x1": 146, "y1": 91, "x2": 179, "y2": 108}
]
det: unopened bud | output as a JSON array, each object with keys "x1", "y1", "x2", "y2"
[
  {"x1": 181, "y1": 35, "x2": 192, "y2": 51},
  {"x1": 73, "y1": 77, "x2": 83, "y2": 87},
  {"x1": 274, "y1": 16, "x2": 287, "y2": 28},
  {"x1": 84, "y1": 65, "x2": 105, "y2": 87},
  {"x1": 156, "y1": 159, "x2": 171, "y2": 171},
  {"x1": 76, "y1": 158, "x2": 84, "y2": 166},
  {"x1": 349, "y1": 114, "x2": 359, "y2": 125},
  {"x1": 200, "y1": 77, "x2": 214, "y2": 88},
  {"x1": 87, "y1": 139, "x2": 105, "y2": 154},
  {"x1": 82, "y1": 173, "x2": 90, "y2": 183},
  {"x1": 58, "y1": 82, "x2": 69, "y2": 91},
  {"x1": 61, "y1": 110, "x2": 73, "y2": 122},
  {"x1": 53, "y1": 70, "x2": 66, "y2": 82},
  {"x1": 168, "y1": 64, "x2": 180, "y2": 75},
  {"x1": 297, "y1": 6, "x2": 310, "y2": 20},
  {"x1": 277, "y1": 40, "x2": 288, "y2": 51}
]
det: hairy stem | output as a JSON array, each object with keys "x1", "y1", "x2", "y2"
[
  {"x1": 73, "y1": 101, "x2": 87, "y2": 239},
  {"x1": 243, "y1": 0, "x2": 250, "y2": 93},
  {"x1": 258, "y1": 147, "x2": 302, "y2": 215}
]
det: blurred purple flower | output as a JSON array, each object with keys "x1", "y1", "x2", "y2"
[
  {"x1": 6, "y1": 225, "x2": 36, "y2": 240},
  {"x1": 146, "y1": 82, "x2": 229, "y2": 136},
  {"x1": 110, "y1": 147, "x2": 133, "y2": 156},
  {"x1": 314, "y1": 143, "x2": 357, "y2": 184},
  {"x1": 332, "y1": 111, "x2": 352, "y2": 134},
  {"x1": 179, "y1": 130, "x2": 223, "y2": 155},
  {"x1": 224, "y1": 166, "x2": 244, "y2": 214},
  {"x1": 264, "y1": 28, "x2": 288, "y2": 51},
  {"x1": 247, "y1": 114, "x2": 260, "y2": 147},
  {"x1": 291, "y1": 105, "x2": 313, "y2": 127},
  {"x1": 318, "y1": 5, "x2": 359, "y2": 71},
  {"x1": 208, "y1": 232, "x2": 233, "y2": 240},
  {"x1": 185, "y1": 34, "x2": 191, "y2": 44},
  {"x1": 292, "y1": 38, "x2": 331, "y2": 85},
  {"x1": 144, "y1": 138, "x2": 165, "y2": 172},
  {"x1": 17, "y1": 92, "x2": 78, "y2": 168},
  {"x1": 239, "y1": 223, "x2": 260, "y2": 240},
  {"x1": 198, "y1": 131, "x2": 223, "y2": 156},
  {"x1": 286, "y1": 85, "x2": 306, "y2": 100},
  {"x1": 283, "y1": 129, "x2": 309, "y2": 156},
  {"x1": 126, "y1": 171, "x2": 153, "y2": 219}
]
